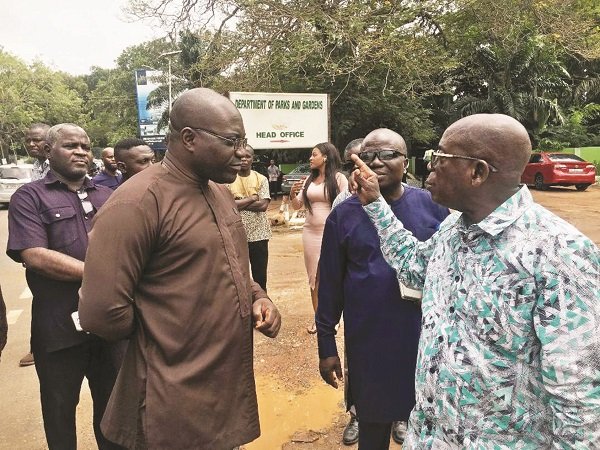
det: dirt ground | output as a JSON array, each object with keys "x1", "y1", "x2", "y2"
[{"x1": 246, "y1": 185, "x2": 600, "y2": 450}]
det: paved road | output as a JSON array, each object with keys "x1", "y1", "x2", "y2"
[{"x1": 0, "y1": 208, "x2": 96, "y2": 449}]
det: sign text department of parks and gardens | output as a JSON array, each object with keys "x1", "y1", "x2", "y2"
[{"x1": 229, "y1": 92, "x2": 330, "y2": 149}]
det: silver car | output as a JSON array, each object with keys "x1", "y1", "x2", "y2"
[
  {"x1": 0, "y1": 164, "x2": 33, "y2": 206},
  {"x1": 281, "y1": 163, "x2": 311, "y2": 194}
]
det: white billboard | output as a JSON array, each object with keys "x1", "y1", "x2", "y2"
[{"x1": 229, "y1": 92, "x2": 330, "y2": 149}]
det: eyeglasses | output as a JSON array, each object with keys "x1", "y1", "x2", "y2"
[
  {"x1": 428, "y1": 150, "x2": 499, "y2": 173},
  {"x1": 188, "y1": 126, "x2": 248, "y2": 151},
  {"x1": 77, "y1": 188, "x2": 94, "y2": 215},
  {"x1": 358, "y1": 149, "x2": 407, "y2": 164}
]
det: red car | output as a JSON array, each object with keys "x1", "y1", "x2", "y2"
[{"x1": 521, "y1": 152, "x2": 597, "y2": 191}]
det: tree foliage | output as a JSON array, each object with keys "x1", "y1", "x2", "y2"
[{"x1": 0, "y1": 50, "x2": 85, "y2": 158}]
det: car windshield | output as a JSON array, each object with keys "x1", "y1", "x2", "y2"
[
  {"x1": 548, "y1": 154, "x2": 585, "y2": 162},
  {"x1": 0, "y1": 167, "x2": 33, "y2": 180}
]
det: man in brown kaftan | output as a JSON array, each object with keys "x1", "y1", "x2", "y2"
[{"x1": 79, "y1": 88, "x2": 282, "y2": 450}]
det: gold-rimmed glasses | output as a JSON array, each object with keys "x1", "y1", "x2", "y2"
[{"x1": 428, "y1": 150, "x2": 499, "y2": 173}]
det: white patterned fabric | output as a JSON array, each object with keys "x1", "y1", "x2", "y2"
[{"x1": 363, "y1": 185, "x2": 600, "y2": 449}]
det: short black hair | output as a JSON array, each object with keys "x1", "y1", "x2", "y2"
[{"x1": 114, "y1": 138, "x2": 148, "y2": 161}]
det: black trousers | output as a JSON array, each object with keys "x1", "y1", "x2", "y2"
[
  {"x1": 269, "y1": 181, "x2": 278, "y2": 198},
  {"x1": 248, "y1": 239, "x2": 269, "y2": 291},
  {"x1": 33, "y1": 339, "x2": 124, "y2": 450},
  {"x1": 358, "y1": 421, "x2": 392, "y2": 450}
]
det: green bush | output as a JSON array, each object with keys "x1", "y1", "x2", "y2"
[{"x1": 538, "y1": 138, "x2": 568, "y2": 152}]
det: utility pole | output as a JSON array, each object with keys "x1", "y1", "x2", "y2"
[{"x1": 159, "y1": 50, "x2": 182, "y2": 113}]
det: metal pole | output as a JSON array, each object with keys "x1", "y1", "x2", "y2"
[{"x1": 168, "y1": 57, "x2": 172, "y2": 114}]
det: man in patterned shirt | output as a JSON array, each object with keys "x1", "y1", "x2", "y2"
[
  {"x1": 26, "y1": 123, "x2": 51, "y2": 181},
  {"x1": 351, "y1": 113, "x2": 600, "y2": 448},
  {"x1": 229, "y1": 144, "x2": 272, "y2": 291}
]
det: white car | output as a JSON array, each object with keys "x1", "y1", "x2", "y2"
[{"x1": 0, "y1": 164, "x2": 33, "y2": 206}]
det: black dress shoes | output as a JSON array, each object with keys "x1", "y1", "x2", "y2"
[{"x1": 342, "y1": 414, "x2": 359, "y2": 445}]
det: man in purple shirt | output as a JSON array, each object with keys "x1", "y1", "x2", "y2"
[
  {"x1": 7, "y1": 123, "x2": 122, "y2": 450},
  {"x1": 92, "y1": 147, "x2": 122, "y2": 190}
]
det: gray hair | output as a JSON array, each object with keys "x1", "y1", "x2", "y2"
[{"x1": 46, "y1": 123, "x2": 87, "y2": 148}]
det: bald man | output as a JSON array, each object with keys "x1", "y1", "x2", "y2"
[
  {"x1": 79, "y1": 88, "x2": 281, "y2": 449},
  {"x1": 352, "y1": 114, "x2": 600, "y2": 448},
  {"x1": 93, "y1": 147, "x2": 122, "y2": 190},
  {"x1": 318, "y1": 130, "x2": 448, "y2": 449}
]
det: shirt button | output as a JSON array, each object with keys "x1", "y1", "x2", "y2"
[
  {"x1": 438, "y1": 336, "x2": 443, "y2": 342},
  {"x1": 454, "y1": 275, "x2": 460, "y2": 282},
  {"x1": 55, "y1": 213, "x2": 60, "y2": 218},
  {"x1": 427, "y1": 397, "x2": 434, "y2": 403},
  {"x1": 449, "y1": 306, "x2": 455, "y2": 313},
  {"x1": 429, "y1": 366, "x2": 437, "y2": 373}
]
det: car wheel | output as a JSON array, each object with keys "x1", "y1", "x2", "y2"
[
  {"x1": 575, "y1": 183, "x2": 591, "y2": 191},
  {"x1": 534, "y1": 173, "x2": 547, "y2": 190}
]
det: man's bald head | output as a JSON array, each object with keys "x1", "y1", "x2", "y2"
[
  {"x1": 362, "y1": 129, "x2": 407, "y2": 154},
  {"x1": 442, "y1": 114, "x2": 532, "y2": 177},
  {"x1": 167, "y1": 88, "x2": 245, "y2": 183},
  {"x1": 169, "y1": 88, "x2": 242, "y2": 134},
  {"x1": 101, "y1": 147, "x2": 114, "y2": 158}
]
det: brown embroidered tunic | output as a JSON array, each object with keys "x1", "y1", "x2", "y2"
[{"x1": 79, "y1": 153, "x2": 267, "y2": 449}]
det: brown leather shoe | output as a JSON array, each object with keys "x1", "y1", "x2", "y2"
[
  {"x1": 342, "y1": 414, "x2": 359, "y2": 445},
  {"x1": 391, "y1": 421, "x2": 407, "y2": 444},
  {"x1": 19, "y1": 352, "x2": 34, "y2": 367}
]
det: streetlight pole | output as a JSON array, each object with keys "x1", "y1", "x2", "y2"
[{"x1": 159, "y1": 50, "x2": 182, "y2": 113}]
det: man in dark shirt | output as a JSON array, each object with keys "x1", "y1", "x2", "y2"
[
  {"x1": 318, "y1": 129, "x2": 449, "y2": 450},
  {"x1": 7, "y1": 123, "x2": 122, "y2": 450},
  {"x1": 113, "y1": 138, "x2": 155, "y2": 183},
  {"x1": 93, "y1": 147, "x2": 122, "y2": 189}
]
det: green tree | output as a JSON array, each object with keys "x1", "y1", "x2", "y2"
[{"x1": 0, "y1": 50, "x2": 85, "y2": 159}]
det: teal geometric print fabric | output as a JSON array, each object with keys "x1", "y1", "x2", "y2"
[{"x1": 364, "y1": 186, "x2": 600, "y2": 449}]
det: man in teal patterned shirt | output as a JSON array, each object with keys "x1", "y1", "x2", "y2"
[{"x1": 351, "y1": 114, "x2": 600, "y2": 449}]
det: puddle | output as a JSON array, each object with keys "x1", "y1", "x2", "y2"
[{"x1": 245, "y1": 375, "x2": 343, "y2": 449}]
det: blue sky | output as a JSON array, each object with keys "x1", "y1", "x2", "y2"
[{"x1": 0, "y1": 0, "x2": 161, "y2": 74}]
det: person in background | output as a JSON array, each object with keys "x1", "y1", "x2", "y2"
[
  {"x1": 79, "y1": 88, "x2": 281, "y2": 450},
  {"x1": 113, "y1": 138, "x2": 155, "y2": 183},
  {"x1": 18, "y1": 123, "x2": 52, "y2": 368},
  {"x1": 7, "y1": 123, "x2": 122, "y2": 449},
  {"x1": 26, "y1": 123, "x2": 51, "y2": 181},
  {"x1": 229, "y1": 144, "x2": 272, "y2": 291},
  {"x1": 352, "y1": 114, "x2": 600, "y2": 448},
  {"x1": 93, "y1": 147, "x2": 122, "y2": 190},
  {"x1": 332, "y1": 138, "x2": 363, "y2": 209},
  {"x1": 318, "y1": 129, "x2": 449, "y2": 449},
  {"x1": 290, "y1": 142, "x2": 347, "y2": 334},
  {"x1": 267, "y1": 159, "x2": 281, "y2": 199}
]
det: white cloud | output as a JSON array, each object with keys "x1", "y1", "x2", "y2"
[{"x1": 0, "y1": 0, "x2": 162, "y2": 74}]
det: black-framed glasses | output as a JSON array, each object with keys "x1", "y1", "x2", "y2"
[
  {"x1": 188, "y1": 126, "x2": 247, "y2": 151},
  {"x1": 428, "y1": 150, "x2": 499, "y2": 173},
  {"x1": 77, "y1": 188, "x2": 94, "y2": 215},
  {"x1": 359, "y1": 149, "x2": 407, "y2": 164}
]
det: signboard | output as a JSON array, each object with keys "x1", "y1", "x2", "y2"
[
  {"x1": 229, "y1": 92, "x2": 329, "y2": 149},
  {"x1": 134, "y1": 69, "x2": 167, "y2": 147}
]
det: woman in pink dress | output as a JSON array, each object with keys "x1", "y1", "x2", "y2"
[{"x1": 290, "y1": 143, "x2": 348, "y2": 333}]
